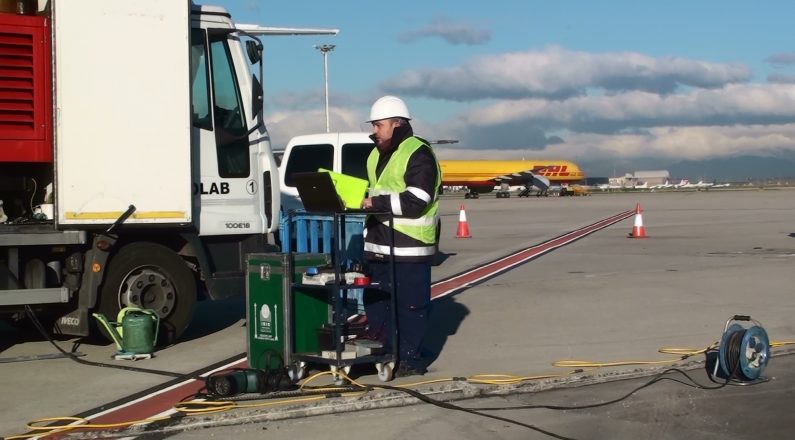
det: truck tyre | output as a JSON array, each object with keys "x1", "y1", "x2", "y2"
[{"x1": 97, "y1": 242, "x2": 196, "y2": 345}]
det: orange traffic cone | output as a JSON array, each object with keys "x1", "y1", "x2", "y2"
[
  {"x1": 628, "y1": 203, "x2": 648, "y2": 238},
  {"x1": 456, "y1": 204, "x2": 471, "y2": 238}
]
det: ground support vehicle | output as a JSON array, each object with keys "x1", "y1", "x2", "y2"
[
  {"x1": 0, "y1": 1, "x2": 334, "y2": 342},
  {"x1": 560, "y1": 184, "x2": 589, "y2": 196}
]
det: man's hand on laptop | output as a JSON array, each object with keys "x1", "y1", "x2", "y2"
[{"x1": 360, "y1": 197, "x2": 373, "y2": 210}]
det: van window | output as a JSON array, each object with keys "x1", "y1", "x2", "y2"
[
  {"x1": 284, "y1": 144, "x2": 333, "y2": 187},
  {"x1": 341, "y1": 143, "x2": 374, "y2": 181}
]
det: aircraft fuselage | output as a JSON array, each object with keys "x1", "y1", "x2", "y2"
[{"x1": 440, "y1": 160, "x2": 585, "y2": 193}]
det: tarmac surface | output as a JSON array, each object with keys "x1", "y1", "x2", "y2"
[
  {"x1": 162, "y1": 354, "x2": 795, "y2": 440},
  {"x1": 2, "y1": 188, "x2": 795, "y2": 439}
]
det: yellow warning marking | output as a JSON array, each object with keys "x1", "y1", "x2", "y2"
[{"x1": 64, "y1": 211, "x2": 186, "y2": 220}]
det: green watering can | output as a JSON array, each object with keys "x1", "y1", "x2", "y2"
[{"x1": 93, "y1": 307, "x2": 160, "y2": 358}]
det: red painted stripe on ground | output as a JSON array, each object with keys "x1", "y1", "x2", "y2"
[
  {"x1": 37, "y1": 357, "x2": 248, "y2": 439},
  {"x1": 431, "y1": 209, "x2": 634, "y2": 299},
  {"x1": 87, "y1": 357, "x2": 247, "y2": 422}
]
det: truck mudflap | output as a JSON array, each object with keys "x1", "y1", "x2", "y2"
[
  {"x1": 53, "y1": 234, "x2": 117, "y2": 337},
  {"x1": 54, "y1": 307, "x2": 88, "y2": 336}
]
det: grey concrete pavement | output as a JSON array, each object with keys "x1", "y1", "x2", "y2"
[
  {"x1": 164, "y1": 353, "x2": 795, "y2": 440},
  {"x1": 2, "y1": 188, "x2": 794, "y2": 438}
]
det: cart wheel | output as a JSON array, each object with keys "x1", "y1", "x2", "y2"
[
  {"x1": 287, "y1": 362, "x2": 307, "y2": 382},
  {"x1": 376, "y1": 362, "x2": 395, "y2": 382},
  {"x1": 329, "y1": 365, "x2": 350, "y2": 386}
]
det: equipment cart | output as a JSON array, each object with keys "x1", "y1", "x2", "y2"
[
  {"x1": 246, "y1": 251, "x2": 331, "y2": 380},
  {"x1": 291, "y1": 210, "x2": 397, "y2": 383}
]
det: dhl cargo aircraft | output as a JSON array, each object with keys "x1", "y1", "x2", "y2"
[{"x1": 439, "y1": 160, "x2": 585, "y2": 198}]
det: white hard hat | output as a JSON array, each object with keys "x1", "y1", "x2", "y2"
[{"x1": 368, "y1": 95, "x2": 411, "y2": 122}]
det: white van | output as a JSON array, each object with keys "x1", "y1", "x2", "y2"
[{"x1": 278, "y1": 132, "x2": 374, "y2": 212}]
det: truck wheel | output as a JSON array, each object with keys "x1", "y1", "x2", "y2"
[{"x1": 97, "y1": 242, "x2": 196, "y2": 345}]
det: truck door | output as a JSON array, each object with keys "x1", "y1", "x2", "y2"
[{"x1": 191, "y1": 28, "x2": 274, "y2": 236}]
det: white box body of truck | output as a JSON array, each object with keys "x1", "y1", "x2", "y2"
[{"x1": 53, "y1": 0, "x2": 192, "y2": 225}]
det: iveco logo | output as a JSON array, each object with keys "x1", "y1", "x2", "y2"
[
  {"x1": 60, "y1": 317, "x2": 80, "y2": 326},
  {"x1": 225, "y1": 222, "x2": 250, "y2": 229}
]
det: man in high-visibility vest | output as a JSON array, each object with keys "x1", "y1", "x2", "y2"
[{"x1": 360, "y1": 95, "x2": 441, "y2": 378}]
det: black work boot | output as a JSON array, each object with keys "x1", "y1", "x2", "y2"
[{"x1": 394, "y1": 363, "x2": 427, "y2": 378}]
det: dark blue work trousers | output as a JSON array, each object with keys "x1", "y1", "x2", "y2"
[{"x1": 364, "y1": 261, "x2": 431, "y2": 369}]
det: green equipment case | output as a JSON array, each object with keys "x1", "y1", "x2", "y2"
[{"x1": 246, "y1": 252, "x2": 330, "y2": 371}]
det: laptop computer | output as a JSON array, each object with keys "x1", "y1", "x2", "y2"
[
  {"x1": 292, "y1": 171, "x2": 347, "y2": 212},
  {"x1": 318, "y1": 168, "x2": 368, "y2": 209}
]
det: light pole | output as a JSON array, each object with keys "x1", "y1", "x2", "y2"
[{"x1": 314, "y1": 44, "x2": 335, "y2": 132}]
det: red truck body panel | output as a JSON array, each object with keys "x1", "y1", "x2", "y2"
[{"x1": 0, "y1": 12, "x2": 52, "y2": 162}]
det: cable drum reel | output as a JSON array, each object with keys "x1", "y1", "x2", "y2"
[{"x1": 713, "y1": 315, "x2": 771, "y2": 382}]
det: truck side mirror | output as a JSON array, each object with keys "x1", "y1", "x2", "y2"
[{"x1": 246, "y1": 40, "x2": 262, "y2": 64}]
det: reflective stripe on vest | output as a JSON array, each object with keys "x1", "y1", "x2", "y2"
[{"x1": 364, "y1": 242, "x2": 437, "y2": 257}]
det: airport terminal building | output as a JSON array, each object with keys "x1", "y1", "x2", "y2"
[
  {"x1": 632, "y1": 170, "x2": 671, "y2": 186},
  {"x1": 609, "y1": 170, "x2": 671, "y2": 187}
]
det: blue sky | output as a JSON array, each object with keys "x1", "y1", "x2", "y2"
[{"x1": 215, "y1": 0, "x2": 795, "y2": 178}]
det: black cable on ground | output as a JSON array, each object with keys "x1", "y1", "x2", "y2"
[
  {"x1": 360, "y1": 362, "x2": 765, "y2": 440},
  {"x1": 371, "y1": 383, "x2": 576, "y2": 440},
  {"x1": 24, "y1": 305, "x2": 192, "y2": 379},
  {"x1": 465, "y1": 366, "x2": 750, "y2": 413}
]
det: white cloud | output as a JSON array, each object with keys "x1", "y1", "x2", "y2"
[
  {"x1": 768, "y1": 73, "x2": 795, "y2": 84},
  {"x1": 383, "y1": 46, "x2": 751, "y2": 100},
  {"x1": 266, "y1": 107, "x2": 365, "y2": 149},
  {"x1": 264, "y1": 83, "x2": 795, "y2": 162},
  {"x1": 264, "y1": 46, "x2": 795, "y2": 171},
  {"x1": 433, "y1": 124, "x2": 795, "y2": 161},
  {"x1": 421, "y1": 82, "x2": 795, "y2": 163},
  {"x1": 447, "y1": 83, "x2": 795, "y2": 133},
  {"x1": 565, "y1": 124, "x2": 795, "y2": 159},
  {"x1": 269, "y1": 90, "x2": 373, "y2": 112},
  {"x1": 397, "y1": 17, "x2": 491, "y2": 46},
  {"x1": 766, "y1": 52, "x2": 795, "y2": 65}
]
